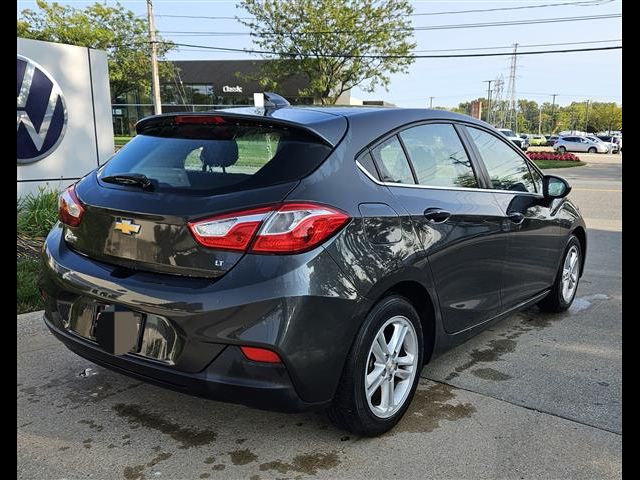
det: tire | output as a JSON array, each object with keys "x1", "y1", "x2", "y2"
[
  {"x1": 538, "y1": 235, "x2": 582, "y2": 313},
  {"x1": 327, "y1": 295, "x2": 424, "y2": 436},
  {"x1": 588, "y1": 147, "x2": 597, "y2": 153},
  {"x1": 557, "y1": 146, "x2": 566, "y2": 153}
]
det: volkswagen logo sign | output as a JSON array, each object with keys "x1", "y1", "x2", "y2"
[{"x1": 17, "y1": 54, "x2": 68, "y2": 164}]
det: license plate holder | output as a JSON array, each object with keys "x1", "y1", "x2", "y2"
[
  {"x1": 67, "y1": 299, "x2": 144, "y2": 356},
  {"x1": 94, "y1": 305, "x2": 144, "y2": 356}
]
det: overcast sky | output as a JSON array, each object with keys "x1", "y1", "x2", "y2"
[{"x1": 17, "y1": 0, "x2": 622, "y2": 108}]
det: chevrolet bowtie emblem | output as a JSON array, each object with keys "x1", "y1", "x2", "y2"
[{"x1": 114, "y1": 218, "x2": 141, "y2": 235}]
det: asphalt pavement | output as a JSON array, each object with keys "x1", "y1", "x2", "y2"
[{"x1": 17, "y1": 156, "x2": 622, "y2": 480}]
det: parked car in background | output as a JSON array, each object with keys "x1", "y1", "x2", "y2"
[
  {"x1": 40, "y1": 102, "x2": 586, "y2": 436},
  {"x1": 498, "y1": 128, "x2": 528, "y2": 151},
  {"x1": 590, "y1": 135, "x2": 618, "y2": 154},
  {"x1": 554, "y1": 135, "x2": 609, "y2": 154},
  {"x1": 546, "y1": 135, "x2": 559, "y2": 147},
  {"x1": 614, "y1": 136, "x2": 622, "y2": 152},
  {"x1": 523, "y1": 134, "x2": 547, "y2": 146}
]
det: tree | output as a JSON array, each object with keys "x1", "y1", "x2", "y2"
[
  {"x1": 17, "y1": 0, "x2": 176, "y2": 101},
  {"x1": 237, "y1": 0, "x2": 416, "y2": 105},
  {"x1": 517, "y1": 99, "x2": 539, "y2": 133},
  {"x1": 451, "y1": 101, "x2": 472, "y2": 115}
]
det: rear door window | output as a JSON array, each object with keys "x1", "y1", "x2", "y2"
[
  {"x1": 99, "y1": 119, "x2": 332, "y2": 195},
  {"x1": 356, "y1": 152, "x2": 380, "y2": 181},
  {"x1": 371, "y1": 136, "x2": 415, "y2": 184},
  {"x1": 399, "y1": 123, "x2": 478, "y2": 188}
]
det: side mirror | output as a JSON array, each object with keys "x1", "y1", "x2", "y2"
[{"x1": 543, "y1": 175, "x2": 571, "y2": 199}]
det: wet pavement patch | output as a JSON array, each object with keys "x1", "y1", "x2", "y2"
[
  {"x1": 147, "y1": 452, "x2": 172, "y2": 467},
  {"x1": 123, "y1": 464, "x2": 144, "y2": 480},
  {"x1": 229, "y1": 448, "x2": 258, "y2": 466},
  {"x1": 445, "y1": 338, "x2": 517, "y2": 380},
  {"x1": 258, "y1": 450, "x2": 340, "y2": 476},
  {"x1": 123, "y1": 451, "x2": 172, "y2": 480},
  {"x1": 471, "y1": 367, "x2": 512, "y2": 381},
  {"x1": 78, "y1": 419, "x2": 104, "y2": 432},
  {"x1": 113, "y1": 403, "x2": 216, "y2": 449},
  {"x1": 442, "y1": 302, "x2": 588, "y2": 381},
  {"x1": 394, "y1": 383, "x2": 476, "y2": 434},
  {"x1": 66, "y1": 380, "x2": 143, "y2": 405}
]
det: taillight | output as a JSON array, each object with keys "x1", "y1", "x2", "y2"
[
  {"x1": 251, "y1": 203, "x2": 350, "y2": 254},
  {"x1": 58, "y1": 185, "x2": 85, "y2": 227},
  {"x1": 188, "y1": 202, "x2": 350, "y2": 254},
  {"x1": 188, "y1": 206, "x2": 273, "y2": 251},
  {"x1": 240, "y1": 346, "x2": 282, "y2": 363}
]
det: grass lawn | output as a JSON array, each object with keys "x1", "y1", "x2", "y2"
[
  {"x1": 17, "y1": 258, "x2": 43, "y2": 314},
  {"x1": 533, "y1": 160, "x2": 586, "y2": 169},
  {"x1": 114, "y1": 136, "x2": 133, "y2": 147}
]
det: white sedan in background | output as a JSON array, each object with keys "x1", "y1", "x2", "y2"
[
  {"x1": 586, "y1": 136, "x2": 618, "y2": 154},
  {"x1": 553, "y1": 135, "x2": 609, "y2": 154}
]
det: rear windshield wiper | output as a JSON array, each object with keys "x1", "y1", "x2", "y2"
[{"x1": 101, "y1": 173, "x2": 154, "y2": 190}]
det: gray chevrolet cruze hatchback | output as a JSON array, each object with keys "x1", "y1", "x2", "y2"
[{"x1": 41, "y1": 98, "x2": 586, "y2": 436}]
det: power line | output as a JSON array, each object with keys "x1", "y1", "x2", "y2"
[
  {"x1": 414, "y1": 39, "x2": 620, "y2": 53},
  {"x1": 174, "y1": 39, "x2": 622, "y2": 55},
  {"x1": 153, "y1": 0, "x2": 615, "y2": 21},
  {"x1": 159, "y1": 13, "x2": 621, "y2": 36},
  {"x1": 156, "y1": 42, "x2": 621, "y2": 59},
  {"x1": 410, "y1": 0, "x2": 615, "y2": 17},
  {"x1": 518, "y1": 91, "x2": 621, "y2": 98}
]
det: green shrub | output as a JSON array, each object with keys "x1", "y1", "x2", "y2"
[
  {"x1": 17, "y1": 258, "x2": 43, "y2": 314},
  {"x1": 17, "y1": 187, "x2": 59, "y2": 238}
]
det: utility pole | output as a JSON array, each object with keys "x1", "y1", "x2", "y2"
[
  {"x1": 483, "y1": 80, "x2": 493, "y2": 123},
  {"x1": 538, "y1": 105, "x2": 542, "y2": 135},
  {"x1": 584, "y1": 99, "x2": 591, "y2": 133},
  {"x1": 428, "y1": 96, "x2": 434, "y2": 109},
  {"x1": 505, "y1": 43, "x2": 518, "y2": 131},
  {"x1": 147, "y1": 0, "x2": 162, "y2": 115},
  {"x1": 550, "y1": 93, "x2": 557, "y2": 133}
]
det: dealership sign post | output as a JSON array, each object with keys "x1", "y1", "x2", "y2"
[{"x1": 17, "y1": 38, "x2": 114, "y2": 198}]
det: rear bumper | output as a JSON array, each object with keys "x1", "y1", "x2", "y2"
[
  {"x1": 40, "y1": 224, "x2": 363, "y2": 408},
  {"x1": 44, "y1": 312, "x2": 325, "y2": 412}
]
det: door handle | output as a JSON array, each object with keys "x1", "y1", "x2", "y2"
[
  {"x1": 507, "y1": 212, "x2": 525, "y2": 224},
  {"x1": 424, "y1": 208, "x2": 451, "y2": 224}
]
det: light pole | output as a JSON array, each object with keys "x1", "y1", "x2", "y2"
[
  {"x1": 538, "y1": 105, "x2": 542, "y2": 135},
  {"x1": 551, "y1": 93, "x2": 557, "y2": 133},
  {"x1": 147, "y1": 0, "x2": 162, "y2": 115},
  {"x1": 428, "y1": 96, "x2": 434, "y2": 109},
  {"x1": 585, "y1": 99, "x2": 591, "y2": 133},
  {"x1": 483, "y1": 80, "x2": 493, "y2": 123}
]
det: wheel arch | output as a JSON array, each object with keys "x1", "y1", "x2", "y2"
[{"x1": 382, "y1": 281, "x2": 437, "y2": 364}]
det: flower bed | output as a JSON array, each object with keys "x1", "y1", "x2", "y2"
[{"x1": 526, "y1": 151, "x2": 581, "y2": 162}]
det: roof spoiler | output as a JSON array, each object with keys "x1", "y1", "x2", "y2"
[{"x1": 135, "y1": 110, "x2": 336, "y2": 147}]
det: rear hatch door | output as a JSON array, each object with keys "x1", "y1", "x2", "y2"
[{"x1": 69, "y1": 113, "x2": 341, "y2": 278}]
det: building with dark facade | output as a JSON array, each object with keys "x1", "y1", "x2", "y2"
[
  {"x1": 112, "y1": 59, "x2": 392, "y2": 136},
  {"x1": 112, "y1": 60, "x2": 312, "y2": 135}
]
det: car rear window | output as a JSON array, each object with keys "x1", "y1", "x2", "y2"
[{"x1": 98, "y1": 120, "x2": 333, "y2": 195}]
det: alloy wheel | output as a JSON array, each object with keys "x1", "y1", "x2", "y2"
[
  {"x1": 364, "y1": 315, "x2": 418, "y2": 418},
  {"x1": 561, "y1": 245, "x2": 580, "y2": 303}
]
